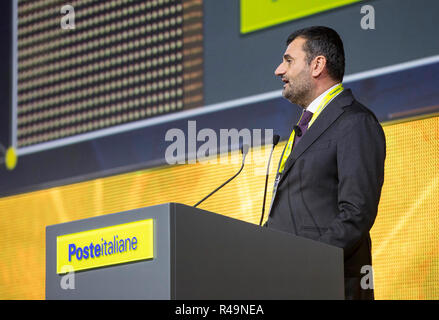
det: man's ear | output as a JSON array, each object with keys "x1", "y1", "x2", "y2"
[{"x1": 311, "y1": 55, "x2": 327, "y2": 78}]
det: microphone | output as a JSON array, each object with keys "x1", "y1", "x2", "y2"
[
  {"x1": 293, "y1": 125, "x2": 302, "y2": 137},
  {"x1": 259, "y1": 134, "x2": 280, "y2": 226},
  {"x1": 194, "y1": 144, "x2": 250, "y2": 208}
]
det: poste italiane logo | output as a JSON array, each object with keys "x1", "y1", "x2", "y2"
[{"x1": 56, "y1": 219, "x2": 154, "y2": 273}]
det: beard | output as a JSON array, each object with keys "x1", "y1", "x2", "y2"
[{"x1": 282, "y1": 68, "x2": 313, "y2": 108}]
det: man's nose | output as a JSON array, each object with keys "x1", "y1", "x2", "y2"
[{"x1": 274, "y1": 63, "x2": 285, "y2": 76}]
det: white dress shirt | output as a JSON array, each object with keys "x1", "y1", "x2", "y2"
[{"x1": 306, "y1": 82, "x2": 343, "y2": 114}]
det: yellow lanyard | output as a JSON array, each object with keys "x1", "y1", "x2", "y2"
[{"x1": 278, "y1": 84, "x2": 343, "y2": 174}]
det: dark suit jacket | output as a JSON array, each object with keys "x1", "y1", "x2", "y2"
[{"x1": 265, "y1": 89, "x2": 386, "y2": 300}]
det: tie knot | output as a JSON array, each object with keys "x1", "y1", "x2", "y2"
[{"x1": 299, "y1": 110, "x2": 313, "y2": 126}]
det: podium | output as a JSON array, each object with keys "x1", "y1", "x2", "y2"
[{"x1": 46, "y1": 203, "x2": 344, "y2": 299}]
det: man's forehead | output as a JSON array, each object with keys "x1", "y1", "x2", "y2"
[{"x1": 284, "y1": 37, "x2": 306, "y2": 56}]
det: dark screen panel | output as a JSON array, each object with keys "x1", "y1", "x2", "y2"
[{"x1": 17, "y1": 0, "x2": 203, "y2": 147}]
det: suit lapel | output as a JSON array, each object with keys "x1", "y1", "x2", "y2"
[{"x1": 277, "y1": 89, "x2": 354, "y2": 187}]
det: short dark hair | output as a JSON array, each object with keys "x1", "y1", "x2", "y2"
[{"x1": 287, "y1": 26, "x2": 345, "y2": 82}]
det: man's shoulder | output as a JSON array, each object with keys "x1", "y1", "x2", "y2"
[
  {"x1": 335, "y1": 91, "x2": 381, "y2": 126},
  {"x1": 330, "y1": 91, "x2": 384, "y2": 138},
  {"x1": 348, "y1": 102, "x2": 376, "y2": 117}
]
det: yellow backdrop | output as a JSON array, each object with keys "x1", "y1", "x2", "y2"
[{"x1": 0, "y1": 115, "x2": 438, "y2": 299}]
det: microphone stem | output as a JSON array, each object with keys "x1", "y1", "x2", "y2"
[
  {"x1": 259, "y1": 143, "x2": 275, "y2": 226},
  {"x1": 194, "y1": 158, "x2": 246, "y2": 208}
]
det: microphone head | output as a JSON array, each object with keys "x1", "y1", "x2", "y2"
[
  {"x1": 293, "y1": 125, "x2": 302, "y2": 137},
  {"x1": 273, "y1": 134, "x2": 280, "y2": 146},
  {"x1": 241, "y1": 144, "x2": 250, "y2": 156}
]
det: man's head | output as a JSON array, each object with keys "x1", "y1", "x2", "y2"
[{"x1": 274, "y1": 26, "x2": 345, "y2": 107}]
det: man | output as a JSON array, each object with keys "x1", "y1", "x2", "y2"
[{"x1": 265, "y1": 26, "x2": 386, "y2": 300}]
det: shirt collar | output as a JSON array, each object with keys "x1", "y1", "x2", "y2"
[{"x1": 306, "y1": 83, "x2": 342, "y2": 113}]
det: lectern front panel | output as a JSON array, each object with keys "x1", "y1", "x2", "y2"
[{"x1": 46, "y1": 204, "x2": 172, "y2": 300}]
